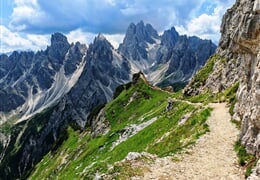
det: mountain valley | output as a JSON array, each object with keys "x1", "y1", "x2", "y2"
[{"x1": 0, "y1": 0, "x2": 259, "y2": 179}]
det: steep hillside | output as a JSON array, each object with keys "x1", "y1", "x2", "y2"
[
  {"x1": 29, "y1": 73, "x2": 212, "y2": 179},
  {"x1": 185, "y1": 0, "x2": 260, "y2": 178}
]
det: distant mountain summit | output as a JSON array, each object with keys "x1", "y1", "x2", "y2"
[
  {"x1": 119, "y1": 20, "x2": 159, "y2": 61},
  {"x1": 118, "y1": 21, "x2": 216, "y2": 89}
]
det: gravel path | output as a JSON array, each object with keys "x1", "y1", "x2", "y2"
[{"x1": 140, "y1": 103, "x2": 244, "y2": 180}]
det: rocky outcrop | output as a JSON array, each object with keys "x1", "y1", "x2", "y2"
[
  {"x1": 185, "y1": 0, "x2": 260, "y2": 177},
  {"x1": 89, "y1": 107, "x2": 110, "y2": 138},
  {"x1": 161, "y1": 35, "x2": 216, "y2": 86}
]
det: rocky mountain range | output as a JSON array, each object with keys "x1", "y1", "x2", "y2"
[
  {"x1": 0, "y1": 33, "x2": 86, "y2": 120},
  {"x1": 119, "y1": 21, "x2": 216, "y2": 88},
  {"x1": 0, "y1": 22, "x2": 216, "y2": 179},
  {"x1": 0, "y1": 0, "x2": 259, "y2": 178}
]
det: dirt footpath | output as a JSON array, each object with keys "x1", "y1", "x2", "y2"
[{"x1": 140, "y1": 103, "x2": 244, "y2": 180}]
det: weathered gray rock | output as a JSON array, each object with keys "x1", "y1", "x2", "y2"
[
  {"x1": 118, "y1": 21, "x2": 159, "y2": 61},
  {"x1": 216, "y1": 0, "x2": 260, "y2": 166},
  {"x1": 185, "y1": 0, "x2": 260, "y2": 177},
  {"x1": 63, "y1": 34, "x2": 131, "y2": 127},
  {"x1": 90, "y1": 108, "x2": 110, "y2": 138},
  {"x1": 165, "y1": 98, "x2": 174, "y2": 112},
  {"x1": 0, "y1": 33, "x2": 86, "y2": 118}
]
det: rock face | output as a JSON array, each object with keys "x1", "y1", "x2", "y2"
[
  {"x1": 119, "y1": 21, "x2": 216, "y2": 88},
  {"x1": 0, "y1": 33, "x2": 86, "y2": 123},
  {"x1": 185, "y1": 0, "x2": 260, "y2": 177},
  {"x1": 118, "y1": 20, "x2": 159, "y2": 62},
  {"x1": 161, "y1": 35, "x2": 216, "y2": 86},
  {"x1": 60, "y1": 34, "x2": 131, "y2": 127}
]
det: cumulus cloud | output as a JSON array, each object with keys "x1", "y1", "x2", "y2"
[
  {"x1": 66, "y1": 29, "x2": 95, "y2": 45},
  {"x1": 0, "y1": 25, "x2": 49, "y2": 53},
  {"x1": 8, "y1": 0, "x2": 211, "y2": 34},
  {"x1": 176, "y1": 0, "x2": 235, "y2": 43},
  {"x1": 104, "y1": 34, "x2": 124, "y2": 49},
  {"x1": 10, "y1": 0, "x2": 45, "y2": 32},
  {"x1": 2, "y1": 0, "x2": 236, "y2": 52}
]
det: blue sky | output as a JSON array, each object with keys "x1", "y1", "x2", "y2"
[{"x1": 0, "y1": 0, "x2": 235, "y2": 53}]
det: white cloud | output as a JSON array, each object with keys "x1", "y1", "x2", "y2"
[
  {"x1": 10, "y1": 0, "x2": 45, "y2": 31},
  {"x1": 104, "y1": 34, "x2": 124, "y2": 49},
  {"x1": 0, "y1": 26, "x2": 124, "y2": 53},
  {"x1": 66, "y1": 29, "x2": 95, "y2": 46},
  {"x1": 14, "y1": 0, "x2": 38, "y2": 6},
  {"x1": 0, "y1": 25, "x2": 49, "y2": 53},
  {"x1": 27, "y1": 34, "x2": 50, "y2": 47},
  {"x1": 7, "y1": 0, "x2": 207, "y2": 34},
  {"x1": 2, "y1": 0, "x2": 237, "y2": 52},
  {"x1": 66, "y1": 29, "x2": 124, "y2": 49},
  {"x1": 175, "y1": 0, "x2": 235, "y2": 43}
]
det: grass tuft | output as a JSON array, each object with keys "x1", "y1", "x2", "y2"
[{"x1": 234, "y1": 140, "x2": 256, "y2": 178}]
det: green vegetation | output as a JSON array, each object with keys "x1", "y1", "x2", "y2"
[
  {"x1": 234, "y1": 140, "x2": 256, "y2": 178},
  {"x1": 29, "y1": 76, "x2": 212, "y2": 179},
  {"x1": 0, "y1": 115, "x2": 19, "y2": 135},
  {"x1": 109, "y1": 160, "x2": 145, "y2": 179},
  {"x1": 0, "y1": 121, "x2": 13, "y2": 135},
  {"x1": 0, "y1": 106, "x2": 57, "y2": 180},
  {"x1": 157, "y1": 81, "x2": 188, "y2": 92},
  {"x1": 148, "y1": 108, "x2": 212, "y2": 156},
  {"x1": 183, "y1": 92, "x2": 214, "y2": 104},
  {"x1": 231, "y1": 119, "x2": 241, "y2": 130},
  {"x1": 212, "y1": 82, "x2": 239, "y2": 116},
  {"x1": 190, "y1": 55, "x2": 218, "y2": 88},
  {"x1": 190, "y1": 55, "x2": 226, "y2": 89},
  {"x1": 223, "y1": 82, "x2": 239, "y2": 116}
]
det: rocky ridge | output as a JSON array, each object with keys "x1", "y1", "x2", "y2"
[
  {"x1": 119, "y1": 21, "x2": 216, "y2": 88},
  {"x1": 0, "y1": 33, "x2": 86, "y2": 123}
]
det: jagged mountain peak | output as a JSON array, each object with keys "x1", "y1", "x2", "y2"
[
  {"x1": 124, "y1": 20, "x2": 159, "y2": 43},
  {"x1": 161, "y1": 27, "x2": 179, "y2": 47},
  {"x1": 47, "y1": 32, "x2": 71, "y2": 61},
  {"x1": 118, "y1": 21, "x2": 160, "y2": 61},
  {"x1": 51, "y1": 32, "x2": 70, "y2": 47},
  {"x1": 93, "y1": 33, "x2": 113, "y2": 49},
  {"x1": 96, "y1": 33, "x2": 106, "y2": 41},
  {"x1": 0, "y1": 20, "x2": 217, "y2": 180}
]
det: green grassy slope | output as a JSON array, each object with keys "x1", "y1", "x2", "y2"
[{"x1": 29, "y1": 74, "x2": 212, "y2": 179}]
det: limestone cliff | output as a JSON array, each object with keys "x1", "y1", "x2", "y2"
[{"x1": 185, "y1": 0, "x2": 260, "y2": 177}]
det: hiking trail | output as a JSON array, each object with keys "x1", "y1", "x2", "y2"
[{"x1": 138, "y1": 103, "x2": 244, "y2": 180}]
